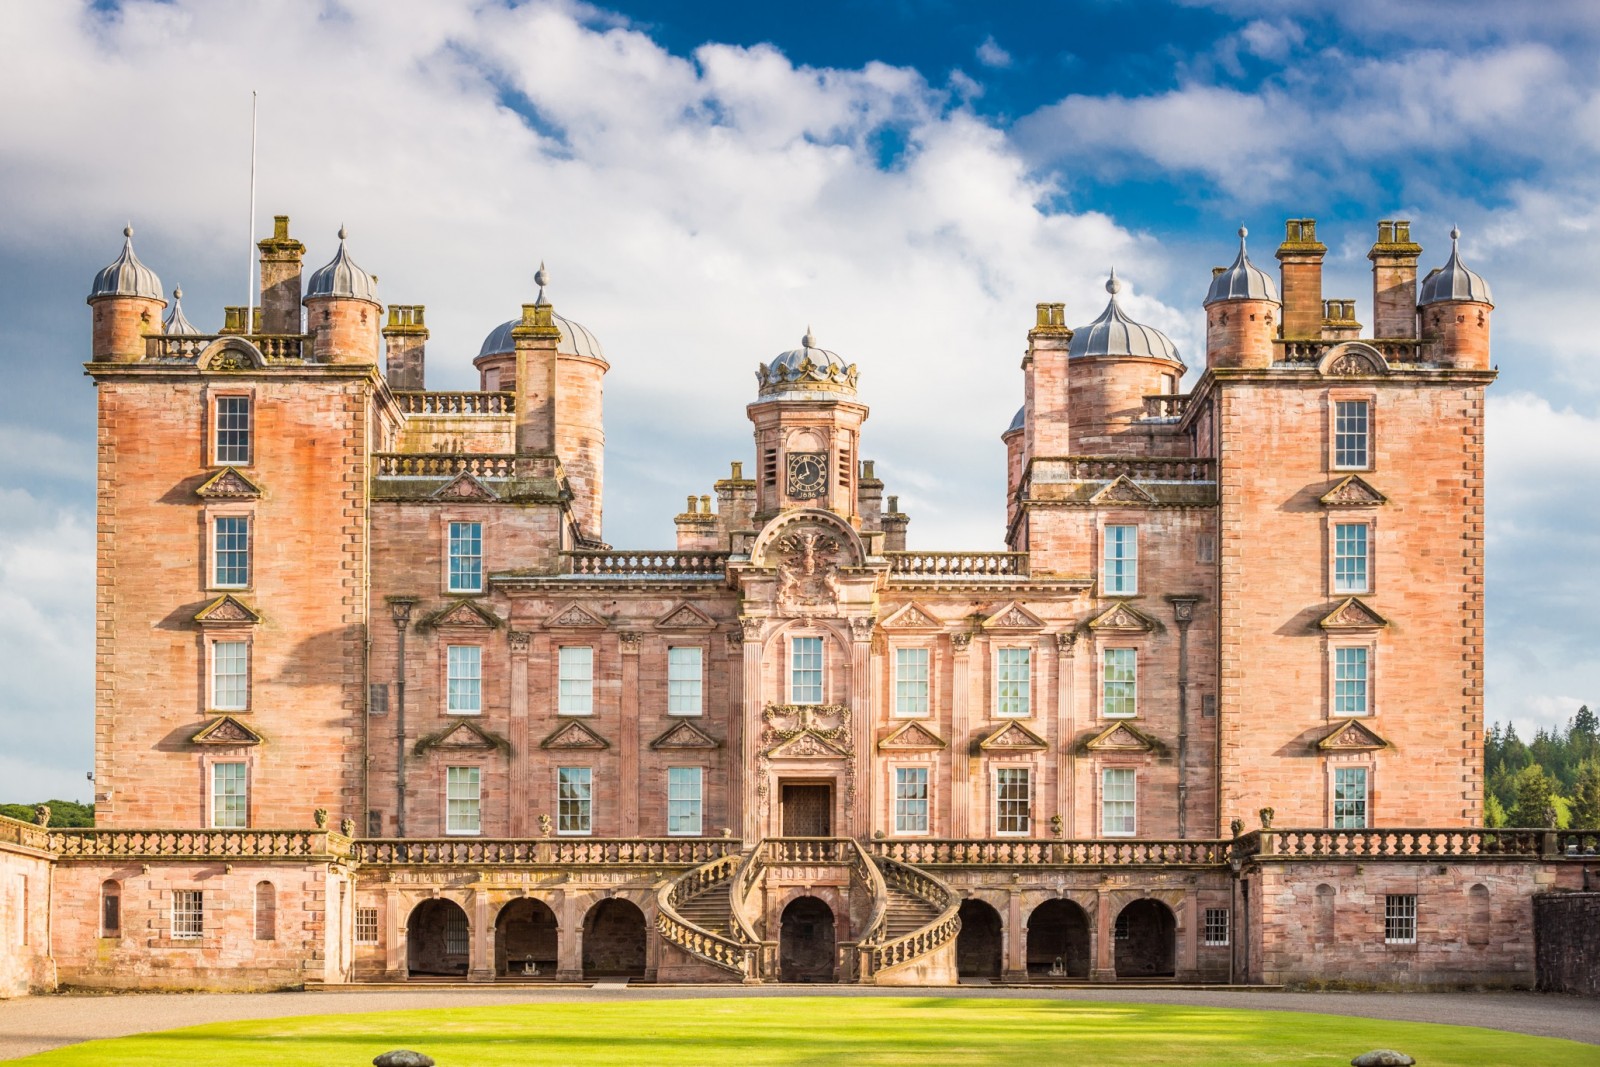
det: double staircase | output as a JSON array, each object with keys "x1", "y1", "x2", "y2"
[{"x1": 656, "y1": 838, "x2": 958, "y2": 983}]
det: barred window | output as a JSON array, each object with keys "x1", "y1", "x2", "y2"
[
  {"x1": 996, "y1": 647, "x2": 1031, "y2": 717},
  {"x1": 211, "y1": 640, "x2": 249, "y2": 711},
  {"x1": 447, "y1": 645, "x2": 482, "y2": 715},
  {"x1": 1334, "y1": 647, "x2": 1369, "y2": 716},
  {"x1": 559, "y1": 646, "x2": 594, "y2": 715},
  {"x1": 212, "y1": 761, "x2": 247, "y2": 828},
  {"x1": 1103, "y1": 525, "x2": 1139, "y2": 594},
  {"x1": 1385, "y1": 894, "x2": 1417, "y2": 944},
  {"x1": 172, "y1": 889, "x2": 203, "y2": 939},
  {"x1": 1334, "y1": 523, "x2": 1370, "y2": 594},
  {"x1": 1335, "y1": 400, "x2": 1370, "y2": 469},
  {"x1": 1103, "y1": 648, "x2": 1137, "y2": 718},
  {"x1": 447, "y1": 521, "x2": 483, "y2": 593},
  {"x1": 445, "y1": 908, "x2": 468, "y2": 955},
  {"x1": 1333, "y1": 767, "x2": 1369, "y2": 829},
  {"x1": 1203, "y1": 907, "x2": 1230, "y2": 946},
  {"x1": 355, "y1": 906, "x2": 379, "y2": 945},
  {"x1": 558, "y1": 766, "x2": 593, "y2": 834},
  {"x1": 213, "y1": 516, "x2": 250, "y2": 588},
  {"x1": 1101, "y1": 768, "x2": 1136, "y2": 836},
  {"x1": 667, "y1": 647, "x2": 703, "y2": 716},
  {"x1": 790, "y1": 636, "x2": 824, "y2": 704},
  {"x1": 446, "y1": 766, "x2": 481, "y2": 835},
  {"x1": 995, "y1": 768, "x2": 1030, "y2": 835},
  {"x1": 667, "y1": 767, "x2": 702, "y2": 836},
  {"x1": 214, "y1": 396, "x2": 251, "y2": 465},
  {"x1": 894, "y1": 648, "x2": 930, "y2": 717},
  {"x1": 894, "y1": 767, "x2": 930, "y2": 834}
]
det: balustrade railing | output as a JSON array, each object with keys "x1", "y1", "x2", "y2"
[
  {"x1": 1140, "y1": 393, "x2": 1192, "y2": 420},
  {"x1": 762, "y1": 837, "x2": 858, "y2": 864},
  {"x1": 48, "y1": 828, "x2": 348, "y2": 859},
  {"x1": 869, "y1": 838, "x2": 1229, "y2": 866},
  {"x1": 1256, "y1": 828, "x2": 1547, "y2": 859},
  {"x1": 373, "y1": 453, "x2": 516, "y2": 478},
  {"x1": 1557, "y1": 830, "x2": 1600, "y2": 856},
  {"x1": 885, "y1": 552, "x2": 1028, "y2": 578},
  {"x1": 1275, "y1": 338, "x2": 1423, "y2": 364},
  {"x1": 1034, "y1": 456, "x2": 1216, "y2": 483},
  {"x1": 0, "y1": 815, "x2": 50, "y2": 852},
  {"x1": 145, "y1": 334, "x2": 308, "y2": 362},
  {"x1": 565, "y1": 550, "x2": 732, "y2": 576},
  {"x1": 846, "y1": 840, "x2": 889, "y2": 953},
  {"x1": 394, "y1": 391, "x2": 515, "y2": 415},
  {"x1": 655, "y1": 853, "x2": 758, "y2": 978},
  {"x1": 861, "y1": 855, "x2": 960, "y2": 978},
  {"x1": 354, "y1": 837, "x2": 737, "y2": 866}
]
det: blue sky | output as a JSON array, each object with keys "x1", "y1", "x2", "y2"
[{"x1": 1, "y1": 0, "x2": 1597, "y2": 801}]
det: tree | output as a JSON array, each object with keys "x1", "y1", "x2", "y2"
[
  {"x1": 1483, "y1": 791, "x2": 1508, "y2": 828},
  {"x1": 0, "y1": 799, "x2": 94, "y2": 827},
  {"x1": 1509, "y1": 764, "x2": 1558, "y2": 828},
  {"x1": 1571, "y1": 758, "x2": 1600, "y2": 830}
]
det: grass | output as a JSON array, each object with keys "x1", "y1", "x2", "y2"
[{"x1": 13, "y1": 996, "x2": 1597, "y2": 1066}]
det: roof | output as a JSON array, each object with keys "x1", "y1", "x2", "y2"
[{"x1": 89, "y1": 226, "x2": 163, "y2": 301}]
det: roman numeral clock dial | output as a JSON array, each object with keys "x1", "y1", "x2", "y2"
[{"x1": 785, "y1": 451, "x2": 828, "y2": 500}]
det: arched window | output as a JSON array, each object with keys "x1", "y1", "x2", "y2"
[
  {"x1": 100, "y1": 880, "x2": 121, "y2": 938},
  {"x1": 254, "y1": 881, "x2": 276, "y2": 941}
]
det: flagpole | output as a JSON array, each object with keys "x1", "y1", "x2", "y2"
[{"x1": 246, "y1": 90, "x2": 258, "y2": 333}]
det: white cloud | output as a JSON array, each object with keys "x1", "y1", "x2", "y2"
[{"x1": 976, "y1": 35, "x2": 1012, "y2": 69}]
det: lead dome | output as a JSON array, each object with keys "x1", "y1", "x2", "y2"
[
  {"x1": 88, "y1": 226, "x2": 163, "y2": 301},
  {"x1": 304, "y1": 226, "x2": 378, "y2": 303},
  {"x1": 1205, "y1": 226, "x2": 1280, "y2": 305},
  {"x1": 755, "y1": 328, "x2": 859, "y2": 400},
  {"x1": 1068, "y1": 272, "x2": 1182, "y2": 365},
  {"x1": 476, "y1": 313, "x2": 605, "y2": 361},
  {"x1": 1418, "y1": 227, "x2": 1493, "y2": 306}
]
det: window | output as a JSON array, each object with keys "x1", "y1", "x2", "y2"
[
  {"x1": 367, "y1": 810, "x2": 384, "y2": 837},
  {"x1": 558, "y1": 646, "x2": 593, "y2": 715},
  {"x1": 667, "y1": 767, "x2": 702, "y2": 836},
  {"x1": 213, "y1": 516, "x2": 250, "y2": 588},
  {"x1": 1333, "y1": 766, "x2": 1369, "y2": 828},
  {"x1": 355, "y1": 906, "x2": 379, "y2": 945},
  {"x1": 1103, "y1": 525, "x2": 1138, "y2": 594},
  {"x1": 558, "y1": 767, "x2": 593, "y2": 834},
  {"x1": 172, "y1": 889, "x2": 204, "y2": 939},
  {"x1": 447, "y1": 520, "x2": 483, "y2": 593},
  {"x1": 211, "y1": 762, "x2": 247, "y2": 828},
  {"x1": 996, "y1": 647, "x2": 1031, "y2": 717},
  {"x1": 1334, "y1": 523, "x2": 1370, "y2": 594},
  {"x1": 214, "y1": 396, "x2": 251, "y2": 465},
  {"x1": 1102, "y1": 768, "x2": 1136, "y2": 836},
  {"x1": 445, "y1": 766, "x2": 481, "y2": 835},
  {"x1": 894, "y1": 767, "x2": 930, "y2": 834},
  {"x1": 368, "y1": 683, "x2": 389, "y2": 717},
  {"x1": 995, "y1": 768, "x2": 1030, "y2": 835},
  {"x1": 1103, "y1": 649, "x2": 1137, "y2": 718},
  {"x1": 101, "y1": 880, "x2": 121, "y2": 938},
  {"x1": 447, "y1": 645, "x2": 482, "y2": 715},
  {"x1": 894, "y1": 648, "x2": 930, "y2": 717},
  {"x1": 1334, "y1": 400, "x2": 1370, "y2": 469},
  {"x1": 254, "y1": 881, "x2": 276, "y2": 941},
  {"x1": 1385, "y1": 894, "x2": 1417, "y2": 944},
  {"x1": 1203, "y1": 907, "x2": 1230, "y2": 946},
  {"x1": 1334, "y1": 647, "x2": 1369, "y2": 716},
  {"x1": 667, "y1": 647, "x2": 703, "y2": 716},
  {"x1": 211, "y1": 640, "x2": 249, "y2": 711},
  {"x1": 790, "y1": 636, "x2": 823, "y2": 704},
  {"x1": 445, "y1": 909, "x2": 468, "y2": 955}
]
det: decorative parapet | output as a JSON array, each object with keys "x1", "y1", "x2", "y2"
[
  {"x1": 1242, "y1": 827, "x2": 1550, "y2": 860},
  {"x1": 374, "y1": 453, "x2": 516, "y2": 478},
  {"x1": 146, "y1": 334, "x2": 308, "y2": 363},
  {"x1": 564, "y1": 550, "x2": 731, "y2": 577},
  {"x1": 1140, "y1": 393, "x2": 1192, "y2": 420},
  {"x1": 1031, "y1": 457, "x2": 1215, "y2": 483},
  {"x1": 656, "y1": 853, "x2": 758, "y2": 978},
  {"x1": 394, "y1": 392, "x2": 515, "y2": 415},
  {"x1": 353, "y1": 837, "x2": 737, "y2": 866},
  {"x1": 0, "y1": 814, "x2": 50, "y2": 853},
  {"x1": 869, "y1": 838, "x2": 1229, "y2": 867},
  {"x1": 886, "y1": 552, "x2": 1029, "y2": 578},
  {"x1": 1276, "y1": 338, "x2": 1422, "y2": 365},
  {"x1": 47, "y1": 828, "x2": 352, "y2": 860}
]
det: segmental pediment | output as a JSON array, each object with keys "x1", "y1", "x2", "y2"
[
  {"x1": 880, "y1": 602, "x2": 942, "y2": 631},
  {"x1": 193, "y1": 594, "x2": 260, "y2": 626},
  {"x1": 425, "y1": 599, "x2": 502, "y2": 629},
  {"x1": 1318, "y1": 597, "x2": 1388, "y2": 631},
  {"x1": 983, "y1": 601, "x2": 1046, "y2": 630},
  {"x1": 546, "y1": 602, "x2": 608, "y2": 629},
  {"x1": 1316, "y1": 719, "x2": 1389, "y2": 752},
  {"x1": 1320, "y1": 474, "x2": 1387, "y2": 508},
  {"x1": 1090, "y1": 475, "x2": 1155, "y2": 505},
  {"x1": 191, "y1": 715, "x2": 263, "y2": 746},
  {"x1": 540, "y1": 720, "x2": 610, "y2": 750},
  {"x1": 431, "y1": 472, "x2": 499, "y2": 502},
  {"x1": 978, "y1": 721, "x2": 1048, "y2": 752},
  {"x1": 650, "y1": 719, "x2": 722, "y2": 750},
  {"x1": 414, "y1": 719, "x2": 509, "y2": 755},
  {"x1": 878, "y1": 721, "x2": 947, "y2": 751},
  {"x1": 655, "y1": 603, "x2": 716, "y2": 630},
  {"x1": 195, "y1": 467, "x2": 262, "y2": 500},
  {"x1": 1318, "y1": 343, "x2": 1389, "y2": 377},
  {"x1": 1088, "y1": 602, "x2": 1156, "y2": 633}
]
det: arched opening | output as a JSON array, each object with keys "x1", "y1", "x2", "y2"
[
  {"x1": 1114, "y1": 899, "x2": 1175, "y2": 978},
  {"x1": 1315, "y1": 883, "x2": 1336, "y2": 944},
  {"x1": 1468, "y1": 883, "x2": 1490, "y2": 946},
  {"x1": 100, "y1": 880, "x2": 121, "y2": 938},
  {"x1": 496, "y1": 898, "x2": 559, "y2": 977},
  {"x1": 582, "y1": 898, "x2": 647, "y2": 978},
  {"x1": 407, "y1": 898, "x2": 470, "y2": 978},
  {"x1": 956, "y1": 899, "x2": 1003, "y2": 978},
  {"x1": 254, "y1": 881, "x2": 276, "y2": 941},
  {"x1": 1026, "y1": 898, "x2": 1090, "y2": 978},
  {"x1": 779, "y1": 895, "x2": 836, "y2": 983}
]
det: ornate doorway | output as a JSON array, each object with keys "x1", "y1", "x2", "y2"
[
  {"x1": 779, "y1": 896, "x2": 836, "y2": 982},
  {"x1": 780, "y1": 782, "x2": 833, "y2": 836}
]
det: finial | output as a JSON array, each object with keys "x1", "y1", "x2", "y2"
[
  {"x1": 173, "y1": 286, "x2": 183, "y2": 300},
  {"x1": 1450, "y1": 225, "x2": 1461, "y2": 242},
  {"x1": 1238, "y1": 224, "x2": 1247, "y2": 240},
  {"x1": 123, "y1": 224, "x2": 134, "y2": 239},
  {"x1": 534, "y1": 260, "x2": 549, "y2": 305},
  {"x1": 802, "y1": 325, "x2": 816, "y2": 348},
  {"x1": 337, "y1": 224, "x2": 347, "y2": 241},
  {"x1": 1105, "y1": 269, "x2": 1121, "y2": 296}
]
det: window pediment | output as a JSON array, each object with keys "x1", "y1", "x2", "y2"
[
  {"x1": 881, "y1": 602, "x2": 942, "y2": 630},
  {"x1": 1083, "y1": 721, "x2": 1157, "y2": 753},
  {"x1": 1316, "y1": 719, "x2": 1389, "y2": 752},
  {"x1": 650, "y1": 720, "x2": 721, "y2": 750},
  {"x1": 977, "y1": 721, "x2": 1048, "y2": 752},
  {"x1": 655, "y1": 602, "x2": 716, "y2": 630},
  {"x1": 1320, "y1": 474, "x2": 1387, "y2": 508},
  {"x1": 878, "y1": 721, "x2": 947, "y2": 751},
  {"x1": 195, "y1": 467, "x2": 262, "y2": 500},
  {"x1": 1088, "y1": 602, "x2": 1156, "y2": 633},
  {"x1": 193, "y1": 594, "x2": 261, "y2": 627},
  {"x1": 432, "y1": 472, "x2": 499, "y2": 502},
  {"x1": 424, "y1": 599, "x2": 502, "y2": 629},
  {"x1": 546, "y1": 601, "x2": 608, "y2": 629},
  {"x1": 541, "y1": 720, "x2": 610, "y2": 750},
  {"x1": 414, "y1": 720, "x2": 509, "y2": 755},
  {"x1": 191, "y1": 715, "x2": 264, "y2": 746},
  {"x1": 983, "y1": 601, "x2": 1046, "y2": 630},
  {"x1": 1090, "y1": 475, "x2": 1155, "y2": 506},
  {"x1": 1319, "y1": 597, "x2": 1388, "y2": 631}
]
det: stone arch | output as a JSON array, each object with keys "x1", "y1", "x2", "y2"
[
  {"x1": 253, "y1": 881, "x2": 276, "y2": 941},
  {"x1": 495, "y1": 897, "x2": 559, "y2": 977},
  {"x1": 196, "y1": 336, "x2": 268, "y2": 370},
  {"x1": 956, "y1": 898, "x2": 1003, "y2": 978},
  {"x1": 1318, "y1": 341, "x2": 1389, "y2": 377},
  {"x1": 1315, "y1": 883, "x2": 1336, "y2": 944},
  {"x1": 582, "y1": 897, "x2": 648, "y2": 978},
  {"x1": 1026, "y1": 897, "x2": 1091, "y2": 978},
  {"x1": 1467, "y1": 883, "x2": 1490, "y2": 946},
  {"x1": 407, "y1": 897, "x2": 470, "y2": 977},
  {"x1": 779, "y1": 895, "x2": 837, "y2": 983},
  {"x1": 750, "y1": 507, "x2": 867, "y2": 569},
  {"x1": 1114, "y1": 898, "x2": 1176, "y2": 978}
]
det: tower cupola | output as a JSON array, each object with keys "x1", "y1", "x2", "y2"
[
  {"x1": 162, "y1": 286, "x2": 200, "y2": 335},
  {"x1": 89, "y1": 225, "x2": 163, "y2": 301},
  {"x1": 1205, "y1": 226, "x2": 1280, "y2": 306},
  {"x1": 1418, "y1": 227, "x2": 1493, "y2": 306},
  {"x1": 1064, "y1": 273, "x2": 1183, "y2": 453},
  {"x1": 87, "y1": 225, "x2": 166, "y2": 363},
  {"x1": 1069, "y1": 271, "x2": 1182, "y2": 364},
  {"x1": 1204, "y1": 226, "x2": 1280, "y2": 370},
  {"x1": 303, "y1": 227, "x2": 380, "y2": 364},
  {"x1": 1419, "y1": 227, "x2": 1493, "y2": 370},
  {"x1": 304, "y1": 226, "x2": 378, "y2": 302},
  {"x1": 755, "y1": 329, "x2": 859, "y2": 401}
]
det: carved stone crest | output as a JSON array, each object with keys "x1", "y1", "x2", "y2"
[
  {"x1": 1327, "y1": 352, "x2": 1374, "y2": 376},
  {"x1": 775, "y1": 530, "x2": 843, "y2": 612},
  {"x1": 508, "y1": 630, "x2": 531, "y2": 654}
]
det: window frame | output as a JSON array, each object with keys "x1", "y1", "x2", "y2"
[
  {"x1": 558, "y1": 766, "x2": 594, "y2": 835},
  {"x1": 892, "y1": 765, "x2": 931, "y2": 836},
  {"x1": 1384, "y1": 893, "x2": 1417, "y2": 945},
  {"x1": 994, "y1": 646, "x2": 1032, "y2": 718},
  {"x1": 446, "y1": 644, "x2": 483, "y2": 716},
  {"x1": 354, "y1": 906, "x2": 379, "y2": 945},
  {"x1": 100, "y1": 880, "x2": 121, "y2": 938},
  {"x1": 445, "y1": 765, "x2": 482, "y2": 836},
  {"x1": 667, "y1": 646, "x2": 704, "y2": 717},
  {"x1": 557, "y1": 646, "x2": 594, "y2": 716},
  {"x1": 446, "y1": 519, "x2": 484, "y2": 594},
  {"x1": 1331, "y1": 520, "x2": 1373, "y2": 595},
  {"x1": 210, "y1": 760, "x2": 249, "y2": 829},
  {"x1": 993, "y1": 766, "x2": 1032, "y2": 836},
  {"x1": 1203, "y1": 907, "x2": 1230, "y2": 946},
  {"x1": 1102, "y1": 647, "x2": 1138, "y2": 719},
  {"x1": 666, "y1": 766, "x2": 703, "y2": 836},
  {"x1": 211, "y1": 393, "x2": 252, "y2": 467},
  {"x1": 210, "y1": 513, "x2": 251, "y2": 590},
  {"x1": 789, "y1": 635, "x2": 825, "y2": 705},
  {"x1": 892, "y1": 646, "x2": 932, "y2": 718},
  {"x1": 171, "y1": 889, "x2": 204, "y2": 940},
  {"x1": 1331, "y1": 396, "x2": 1374, "y2": 471},
  {"x1": 1332, "y1": 765, "x2": 1370, "y2": 829},
  {"x1": 1102, "y1": 523, "x2": 1139, "y2": 595},
  {"x1": 209, "y1": 637, "x2": 250, "y2": 713},
  {"x1": 1101, "y1": 766, "x2": 1137, "y2": 837},
  {"x1": 1331, "y1": 644, "x2": 1374, "y2": 718}
]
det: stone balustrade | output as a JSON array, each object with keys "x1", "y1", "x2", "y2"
[
  {"x1": 394, "y1": 392, "x2": 515, "y2": 415},
  {"x1": 1275, "y1": 338, "x2": 1423, "y2": 364},
  {"x1": 1140, "y1": 393, "x2": 1193, "y2": 420},
  {"x1": 885, "y1": 552, "x2": 1029, "y2": 578},
  {"x1": 145, "y1": 334, "x2": 308, "y2": 362},
  {"x1": 862, "y1": 855, "x2": 960, "y2": 977},
  {"x1": 656, "y1": 853, "x2": 758, "y2": 978},
  {"x1": 373, "y1": 453, "x2": 516, "y2": 478},
  {"x1": 48, "y1": 828, "x2": 350, "y2": 859},
  {"x1": 0, "y1": 815, "x2": 50, "y2": 852},
  {"x1": 353, "y1": 837, "x2": 737, "y2": 866},
  {"x1": 1248, "y1": 827, "x2": 1551, "y2": 859},
  {"x1": 869, "y1": 838, "x2": 1230, "y2": 867},
  {"x1": 1033, "y1": 456, "x2": 1217, "y2": 483},
  {"x1": 564, "y1": 550, "x2": 732, "y2": 576}
]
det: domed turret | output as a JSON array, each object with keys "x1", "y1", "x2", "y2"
[
  {"x1": 304, "y1": 226, "x2": 378, "y2": 302},
  {"x1": 1069, "y1": 272, "x2": 1182, "y2": 364},
  {"x1": 1064, "y1": 273, "x2": 1184, "y2": 454},
  {"x1": 162, "y1": 286, "x2": 200, "y2": 336},
  {"x1": 90, "y1": 226, "x2": 163, "y2": 300},
  {"x1": 87, "y1": 225, "x2": 167, "y2": 363},
  {"x1": 1418, "y1": 227, "x2": 1493, "y2": 306},
  {"x1": 755, "y1": 328, "x2": 859, "y2": 401},
  {"x1": 1204, "y1": 226, "x2": 1280, "y2": 370},
  {"x1": 477, "y1": 312, "x2": 605, "y2": 362},
  {"x1": 303, "y1": 227, "x2": 380, "y2": 364},
  {"x1": 1418, "y1": 227, "x2": 1493, "y2": 370},
  {"x1": 1205, "y1": 226, "x2": 1280, "y2": 306}
]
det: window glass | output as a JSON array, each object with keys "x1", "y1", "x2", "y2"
[
  {"x1": 1102, "y1": 768, "x2": 1136, "y2": 836},
  {"x1": 172, "y1": 890, "x2": 204, "y2": 939},
  {"x1": 1334, "y1": 647, "x2": 1369, "y2": 716},
  {"x1": 447, "y1": 521, "x2": 483, "y2": 593},
  {"x1": 667, "y1": 647, "x2": 703, "y2": 716},
  {"x1": 214, "y1": 396, "x2": 251, "y2": 465},
  {"x1": 894, "y1": 648, "x2": 930, "y2": 716},
  {"x1": 1103, "y1": 649, "x2": 1137, "y2": 718},
  {"x1": 1335, "y1": 400, "x2": 1370, "y2": 469},
  {"x1": 1104, "y1": 525, "x2": 1139, "y2": 594},
  {"x1": 213, "y1": 516, "x2": 250, "y2": 588},
  {"x1": 995, "y1": 768, "x2": 1030, "y2": 834},
  {"x1": 212, "y1": 641, "x2": 248, "y2": 711},
  {"x1": 447, "y1": 645, "x2": 482, "y2": 714},
  {"x1": 446, "y1": 766, "x2": 481, "y2": 834},
  {"x1": 1334, "y1": 523, "x2": 1369, "y2": 593},
  {"x1": 895, "y1": 767, "x2": 930, "y2": 833},
  {"x1": 355, "y1": 907, "x2": 379, "y2": 945},
  {"x1": 212, "y1": 762, "x2": 247, "y2": 828},
  {"x1": 667, "y1": 767, "x2": 702, "y2": 835},
  {"x1": 101, "y1": 881, "x2": 121, "y2": 937},
  {"x1": 558, "y1": 646, "x2": 593, "y2": 715},
  {"x1": 790, "y1": 636, "x2": 824, "y2": 704},
  {"x1": 996, "y1": 647, "x2": 1031, "y2": 717},
  {"x1": 1333, "y1": 766, "x2": 1368, "y2": 828},
  {"x1": 558, "y1": 767, "x2": 593, "y2": 834},
  {"x1": 1384, "y1": 894, "x2": 1417, "y2": 944},
  {"x1": 1203, "y1": 908, "x2": 1230, "y2": 946}
]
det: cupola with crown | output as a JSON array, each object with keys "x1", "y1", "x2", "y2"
[
  {"x1": 304, "y1": 226, "x2": 380, "y2": 364},
  {"x1": 1064, "y1": 271, "x2": 1184, "y2": 453},
  {"x1": 748, "y1": 327, "x2": 869, "y2": 523},
  {"x1": 87, "y1": 225, "x2": 167, "y2": 363}
]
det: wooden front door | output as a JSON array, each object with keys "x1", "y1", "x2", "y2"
[{"x1": 781, "y1": 783, "x2": 833, "y2": 836}]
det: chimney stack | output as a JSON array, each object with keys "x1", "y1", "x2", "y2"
[
  {"x1": 1276, "y1": 218, "x2": 1326, "y2": 340},
  {"x1": 1368, "y1": 219, "x2": 1421, "y2": 339},
  {"x1": 257, "y1": 216, "x2": 305, "y2": 335},
  {"x1": 383, "y1": 305, "x2": 428, "y2": 390}
]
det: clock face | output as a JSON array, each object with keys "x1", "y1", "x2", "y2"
[{"x1": 786, "y1": 451, "x2": 829, "y2": 500}]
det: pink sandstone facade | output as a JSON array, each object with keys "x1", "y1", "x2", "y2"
[{"x1": 0, "y1": 213, "x2": 1595, "y2": 996}]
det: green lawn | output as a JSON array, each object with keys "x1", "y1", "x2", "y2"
[{"x1": 14, "y1": 997, "x2": 1596, "y2": 1066}]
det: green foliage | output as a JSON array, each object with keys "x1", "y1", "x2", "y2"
[
  {"x1": 1509, "y1": 764, "x2": 1558, "y2": 828},
  {"x1": 1571, "y1": 758, "x2": 1600, "y2": 830},
  {"x1": 1484, "y1": 706, "x2": 1600, "y2": 826},
  {"x1": 1483, "y1": 791, "x2": 1508, "y2": 827},
  {"x1": 0, "y1": 800, "x2": 94, "y2": 827},
  {"x1": 11, "y1": 998, "x2": 1600, "y2": 1067}
]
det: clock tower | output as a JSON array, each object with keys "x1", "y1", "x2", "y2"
[{"x1": 748, "y1": 328, "x2": 869, "y2": 525}]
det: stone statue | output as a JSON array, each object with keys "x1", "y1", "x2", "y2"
[{"x1": 33, "y1": 804, "x2": 50, "y2": 827}]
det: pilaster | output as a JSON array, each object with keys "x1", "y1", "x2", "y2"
[
  {"x1": 740, "y1": 619, "x2": 765, "y2": 842},
  {"x1": 508, "y1": 631, "x2": 531, "y2": 837},
  {"x1": 620, "y1": 631, "x2": 641, "y2": 835},
  {"x1": 1055, "y1": 632, "x2": 1077, "y2": 838},
  {"x1": 950, "y1": 632, "x2": 972, "y2": 837}
]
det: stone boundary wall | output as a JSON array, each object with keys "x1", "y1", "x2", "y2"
[
  {"x1": 1533, "y1": 891, "x2": 1600, "y2": 996},
  {"x1": 0, "y1": 841, "x2": 55, "y2": 997}
]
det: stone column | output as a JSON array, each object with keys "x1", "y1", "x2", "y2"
[
  {"x1": 469, "y1": 887, "x2": 494, "y2": 982},
  {"x1": 556, "y1": 890, "x2": 582, "y2": 980},
  {"x1": 620, "y1": 631, "x2": 641, "y2": 835},
  {"x1": 1178, "y1": 892, "x2": 1199, "y2": 980},
  {"x1": 950, "y1": 632, "x2": 972, "y2": 836},
  {"x1": 508, "y1": 631, "x2": 531, "y2": 837},
  {"x1": 385, "y1": 887, "x2": 404, "y2": 979},
  {"x1": 740, "y1": 618, "x2": 765, "y2": 841},
  {"x1": 1092, "y1": 889, "x2": 1115, "y2": 982},
  {"x1": 848, "y1": 616, "x2": 874, "y2": 839},
  {"x1": 1003, "y1": 889, "x2": 1027, "y2": 981},
  {"x1": 1056, "y1": 633, "x2": 1077, "y2": 838}
]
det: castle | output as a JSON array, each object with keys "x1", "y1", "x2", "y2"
[{"x1": 0, "y1": 212, "x2": 1593, "y2": 995}]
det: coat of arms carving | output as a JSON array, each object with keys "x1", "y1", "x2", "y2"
[{"x1": 775, "y1": 530, "x2": 843, "y2": 612}]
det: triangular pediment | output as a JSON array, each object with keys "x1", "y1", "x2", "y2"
[
  {"x1": 1084, "y1": 722, "x2": 1156, "y2": 752},
  {"x1": 1088, "y1": 602, "x2": 1155, "y2": 633},
  {"x1": 540, "y1": 720, "x2": 610, "y2": 750},
  {"x1": 546, "y1": 602, "x2": 608, "y2": 629},
  {"x1": 193, "y1": 594, "x2": 261, "y2": 626},
  {"x1": 195, "y1": 467, "x2": 261, "y2": 499},
  {"x1": 881, "y1": 602, "x2": 943, "y2": 631},
  {"x1": 878, "y1": 721, "x2": 947, "y2": 751},
  {"x1": 1319, "y1": 597, "x2": 1388, "y2": 631},
  {"x1": 191, "y1": 715, "x2": 264, "y2": 746},
  {"x1": 655, "y1": 603, "x2": 716, "y2": 631},
  {"x1": 1090, "y1": 475, "x2": 1155, "y2": 505},
  {"x1": 1316, "y1": 719, "x2": 1390, "y2": 752},
  {"x1": 414, "y1": 719, "x2": 509, "y2": 755},
  {"x1": 425, "y1": 599, "x2": 502, "y2": 629},
  {"x1": 431, "y1": 472, "x2": 499, "y2": 502},
  {"x1": 1320, "y1": 475, "x2": 1387, "y2": 508},
  {"x1": 983, "y1": 601, "x2": 1046, "y2": 630},
  {"x1": 768, "y1": 730, "x2": 851, "y2": 758},
  {"x1": 978, "y1": 721, "x2": 1049, "y2": 752},
  {"x1": 650, "y1": 719, "x2": 722, "y2": 750}
]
